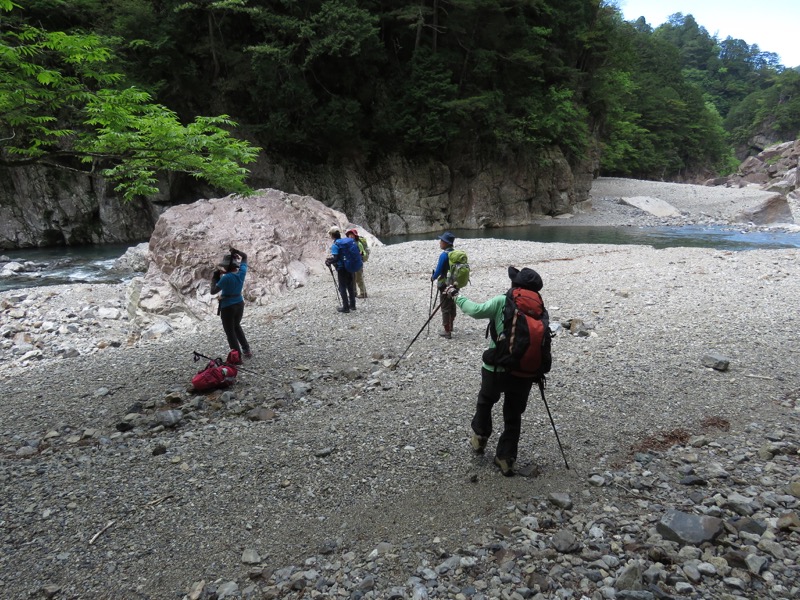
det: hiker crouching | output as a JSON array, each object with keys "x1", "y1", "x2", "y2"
[
  {"x1": 210, "y1": 247, "x2": 251, "y2": 362},
  {"x1": 444, "y1": 266, "x2": 551, "y2": 477}
]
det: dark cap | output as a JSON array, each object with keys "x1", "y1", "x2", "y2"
[
  {"x1": 438, "y1": 231, "x2": 455, "y2": 245},
  {"x1": 508, "y1": 266, "x2": 543, "y2": 292}
]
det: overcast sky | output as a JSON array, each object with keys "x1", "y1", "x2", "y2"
[{"x1": 618, "y1": 0, "x2": 800, "y2": 68}]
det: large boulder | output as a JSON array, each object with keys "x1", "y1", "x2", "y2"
[
  {"x1": 709, "y1": 140, "x2": 799, "y2": 220},
  {"x1": 134, "y1": 189, "x2": 375, "y2": 319},
  {"x1": 733, "y1": 193, "x2": 794, "y2": 225}
]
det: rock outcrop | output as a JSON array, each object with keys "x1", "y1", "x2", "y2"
[
  {"x1": 707, "y1": 140, "x2": 799, "y2": 223},
  {"x1": 253, "y1": 148, "x2": 591, "y2": 236},
  {"x1": 0, "y1": 164, "x2": 159, "y2": 248},
  {"x1": 133, "y1": 188, "x2": 374, "y2": 319},
  {"x1": 0, "y1": 147, "x2": 593, "y2": 249}
]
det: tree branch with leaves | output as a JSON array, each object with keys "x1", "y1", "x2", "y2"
[{"x1": 0, "y1": 2, "x2": 259, "y2": 200}]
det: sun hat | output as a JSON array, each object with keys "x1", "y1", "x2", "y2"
[
  {"x1": 508, "y1": 266, "x2": 543, "y2": 292},
  {"x1": 438, "y1": 231, "x2": 455, "y2": 245}
]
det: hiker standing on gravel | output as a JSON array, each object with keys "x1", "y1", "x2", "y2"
[
  {"x1": 210, "y1": 247, "x2": 251, "y2": 361},
  {"x1": 346, "y1": 228, "x2": 369, "y2": 299},
  {"x1": 326, "y1": 226, "x2": 357, "y2": 313},
  {"x1": 431, "y1": 231, "x2": 457, "y2": 338},
  {"x1": 443, "y1": 266, "x2": 547, "y2": 477}
]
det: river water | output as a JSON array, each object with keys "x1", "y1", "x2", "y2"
[
  {"x1": 2, "y1": 224, "x2": 798, "y2": 293},
  {"x1": 0, "y1": 243, "x2": 140, "y2": 293}
]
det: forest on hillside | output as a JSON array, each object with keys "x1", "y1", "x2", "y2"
[{"x1": 2, "y1": 0, "x2": 800, "y2": 197}]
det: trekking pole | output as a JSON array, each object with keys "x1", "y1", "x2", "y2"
[
  {"x1": 427, "y1": 273, "x2": 435, "y2": 337},
  {"x1": 327, "y1": 263, "x2": 343, "y2": 308},
  {"x1": 391, "y1": 303, "x2": 442, "y2": 370},
  {"x1": 537, "y1": 378, "x2": 570, "y2": 469}
]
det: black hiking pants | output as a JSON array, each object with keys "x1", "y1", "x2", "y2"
[
  {"x1": 471, "y1": 368, "x2": 535, "y2": 461},
  {"x1": 337, "y1": 268, "x2": 356, "y2": 310},
  {"x1": 220, "y1": 301, "x2": 249, "y2": 354}
]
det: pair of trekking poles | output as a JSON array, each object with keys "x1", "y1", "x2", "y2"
[
  {"x1": 327, "y1": 263, "x2": 366, "y2": 310},
  {"x1": 191, "y1": 351, "x2": 282, "y2": 383},
  {"x1": 393, "y1": 275, "x2": 570, "y2": 469}
]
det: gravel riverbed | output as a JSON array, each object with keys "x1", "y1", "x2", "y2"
[{"x1": 1, "y1": 179, "x2": 799, "y2": 600}]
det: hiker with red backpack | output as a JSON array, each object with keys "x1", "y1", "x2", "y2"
[
  {"x1": 444, "y1": 266, "x2": 553, "y2": 477},
  {"x1": 210, "y1": 247, "x2": 251, "y2": 363}
]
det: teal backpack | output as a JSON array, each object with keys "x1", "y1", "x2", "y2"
[{"x1": 447, "y1": 249, "x2": 470, "y2": 288}]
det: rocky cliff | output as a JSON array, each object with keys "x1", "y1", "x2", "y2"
[
  {"x1": 0, "y1": 164, "x2": 159, "y2": 248},
  {"x1": 0, "y1": 148, "x2": 593, "y2": 249},
  {"x1": 251, "y1": 148, "x2": 593, "y2": 236}
]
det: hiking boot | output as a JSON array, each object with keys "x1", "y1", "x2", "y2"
[
  {"x1": 337, "y1": 307, "x2": 350, "y2": 313},
  {"x1": 439, "y1": 330, "x2": 452, "y2": 339},
  {"x1": 494, "y1": 456, "x2": 515, "y2": 477},
  {"x1": 349, "y1": 305, "x2": 357, "y2": 311},
  {"x1": 470, "y1": 434, "x2": 488, "y2": 454},
  {"x1": 357, "y1": 293, "x2": 367, "y2": 299},
  {"x1": 243, "y1": 350, "x2": 253, "y2": 359}
]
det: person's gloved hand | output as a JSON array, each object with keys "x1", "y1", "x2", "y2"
[
  {"x1": 212, "y1": 270, "x2": 222, "y2": 282},
  {"x1": 444, "y1": 285, "x2": 459, "y2": 298},
  {"x1": 325, "y1": 255, "x2": 335, "y2": 266}
]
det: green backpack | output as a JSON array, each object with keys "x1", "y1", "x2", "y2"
[
  {"x1": 447, "y1": 249, "x2": 470, "y2": 288},
  {"x1": 357, "y1": 237, "x2": 370, "y2": 262}
]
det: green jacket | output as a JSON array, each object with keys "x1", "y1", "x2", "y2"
[{"x1": 455, "y1": 294, "x2": 507, "y2": 372}]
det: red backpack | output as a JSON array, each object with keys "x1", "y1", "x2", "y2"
[
  {"x1": 483, "y1": 288, "x2": 553, "y2": 378},
  {"x1": 191, "y1": 358, "x2": 238, "y2": 392}
]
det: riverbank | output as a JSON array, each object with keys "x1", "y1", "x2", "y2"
[
  {"x1": 541, "y1": 176, "x2": 797, "y2": 229},
  {"x1": 1, "y1": 180, "x2": 799, "y2": 599}
]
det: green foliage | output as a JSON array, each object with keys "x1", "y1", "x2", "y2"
[
  {"x1": 1, "y1": 5, "x2": 259, "y2": 200},
  {"x1": 725, "y1": 69, "x2": 800, "y2": 147},
  {"x1": 381, "y1": 52, "x2": 459, "y2": 152},
  {"x1": 497, "y1": 88, "x2": 589, "y2": 160},
  {"x1": 6, "y1": 0, "x2": 795, "y2": 195}
]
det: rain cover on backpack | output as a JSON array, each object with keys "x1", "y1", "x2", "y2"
[
  {"x1": 482, "y1": 288, "x2": 552, "y2": 378},
  {"x1": 334, "y1": 237, "x2": 364, "y2": 273}
]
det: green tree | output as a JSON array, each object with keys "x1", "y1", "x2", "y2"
[{"x1": 0, "y1": 3, "x2": 259, "y2": 200}]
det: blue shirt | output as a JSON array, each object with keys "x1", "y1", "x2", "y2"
[
  {"x1": 432, "y1": 248, "x2": 451, "y2": 281},
  {"x1": 214, "y1": 262, "x2": 247, "y2": 308}
]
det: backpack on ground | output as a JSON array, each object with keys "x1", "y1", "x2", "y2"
[
  {"x1": 335, "y1": 237, "x2": 363, "y2": 273},
  {"x1": 482, "y1": 288, "x2": 553, "y2": 378},
  {"x1": 446, "y1": 248, "x2": 470, "y2": 288},
  {"x1": 191, "y1": 358, "x2": 238, "y2": 391}
]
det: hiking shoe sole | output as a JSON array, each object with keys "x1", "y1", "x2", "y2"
[
  {"x1": 494, "y1": 456, "x2": 515, "y2": 477},
  {"x1": 470, "y1": 434, "x2": 488, "y2": 453}
]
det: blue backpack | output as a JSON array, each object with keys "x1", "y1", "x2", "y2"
[{"x1": 335, "y1": 237, "x2": 363, "y2": 273}]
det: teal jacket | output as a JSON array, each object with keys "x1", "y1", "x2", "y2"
[
  {"x1": 455, "y1": 294, "x2": 507, "y2": 372},
  {"x1": 212, "y1": 262, "x2": 247, "y2": 308}
]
